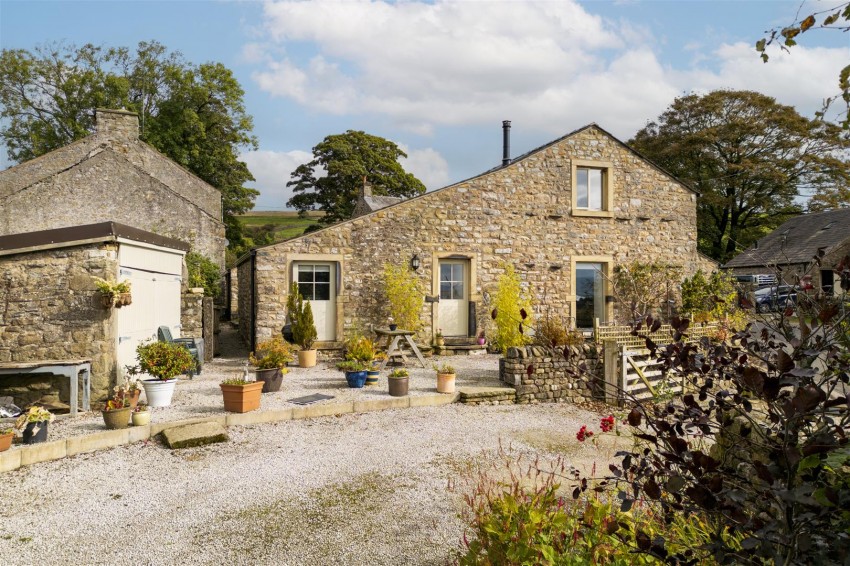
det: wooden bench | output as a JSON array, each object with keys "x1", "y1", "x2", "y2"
[{"x1": 0, "y1": 359, "x2": 91, "y2": 416}]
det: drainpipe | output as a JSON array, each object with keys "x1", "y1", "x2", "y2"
[
  {"x1": 250, "y1": 250, "x2": 257, "y2": 352},
  {"x1": 502, "y1": 120, "x2": 511, "y2": 166}
]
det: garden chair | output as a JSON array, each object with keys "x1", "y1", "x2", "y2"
[{"x1": 157, "y1": 326, "x2": 203, "y2": 376}]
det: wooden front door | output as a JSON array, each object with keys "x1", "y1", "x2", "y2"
[{"x1": 438, "y1": 259, "x2": 468, "y2": 337}]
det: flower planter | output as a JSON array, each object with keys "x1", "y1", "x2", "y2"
[
  {"x1": 388, "y1": 376, "x2": 409, "y2": 397},
  {"x1": 102, "y1": 407, "x2": 132, "y2": 430},
  {"x1": 345, "y1": 370, "x2": 368, "y2": 388},
  {"x1": 255, "y1": 368, "x2": 283, "y2": 393},
  {"x1": 365, "y1": 370, "x2": 380, "y2": 386},
  {"x1": 132, "y1": 410, "x2": 151, "y2": 426},
  {"x1": 128, "y1": 389, "x2": 141, "y2": 410},
  {"x1": 100, "y1": 294, "x2": 115, "y2": 308},
  {"x1": 142, "y1": 379, "x2": 178, "y2": 408},
  {"x1": 23, "y1": 421, "x2": 49, "y2": 444},
  {"x1": 437, "y1": 372, "x2": 456, "y2": 394},
  {"x1": 220, "y1": 382, "x2": 264, "y2": 413},
  {"x1": 297, "y1": 349, "x2": 317, "y2": 368},
  {"x1": 114, "y1": 292, "x2": 132, "y2": 308},
  {"x1": 0, "y1": 431, "x2": 14, "y2": 452}
]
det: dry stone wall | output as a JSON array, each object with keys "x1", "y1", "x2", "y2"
[
  {"x1": 0, "y1": 244, "x2": 118, "y2": 407},
  {"x1": 500, "y1": 344, "x2": 602, "y2": 404},
  {"x1": 245, "y1": 126, "x2": 705, "y2": 346}
]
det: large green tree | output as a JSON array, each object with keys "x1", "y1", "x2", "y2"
[
  {"x1": 630, "y1": 90, "x2": 850, "y2": 262},
  {"x1": 0, "y1": 41, "x2": 258, "y2": 251},
  {"x1": 287, "y1": 130, "x2": 426, "y2": 225}
]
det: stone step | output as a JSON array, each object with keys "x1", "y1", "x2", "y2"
[
  {"x1": 458, "y1": 386, "x2": 516, "y2": 405},
  {"x1": 161, "y1": 421, "x2": 229, "y2": 449}
]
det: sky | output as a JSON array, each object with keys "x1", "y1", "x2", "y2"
[{"x1": 1, "y1": 0, "x2": 848, "y2": 210}]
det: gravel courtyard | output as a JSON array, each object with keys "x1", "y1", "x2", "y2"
[{"x1": 0, "y1": 400, "x2": 619, "y2": 565}]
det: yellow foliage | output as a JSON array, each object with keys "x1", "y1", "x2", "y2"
[{"x1": 491, "y1": 263, "x2": 533, "y2": 354}]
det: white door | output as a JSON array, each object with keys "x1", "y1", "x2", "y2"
[
  {"x1": 116, "y1": 244, "x2": 184, "y2": 375},
  {"x1": 438, "y1": 260, "x2": 468, "y2": 337},
  {"x1": 296, "y1": 263, "x2": 336, "y2": 342}
]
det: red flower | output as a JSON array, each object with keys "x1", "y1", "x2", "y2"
[
  {"x1": 576, "y1": 425, "x2": 594, "y2": 442},
  {"x1": 600, "y1": 415, "x2": 615, "y2": 433}
]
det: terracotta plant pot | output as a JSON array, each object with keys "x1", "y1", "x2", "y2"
[
  {"x1": 102, "y1": 407, "x2": 132, "y2": 429},
  {"x1": 0, "y1": 431, "x2": 14, "y2": 452},
  {"x1": 22, "y1": 421, "x2": 49, "y2": 444},
  {"x1": 297, "y1": 349, "x2": 317, "y2": 368},
  {"x1": 128, "y1": 389, "x2": 141, "y2": 410},
  {"x1": 365, "y1": 370, "x2": 380, "y2": 386},
  {"x1": 388, "y1": 376, "x2": 409, "y2": 397},
  {"x1": 132, "y1": 410, "x2": 151, "y2": 426},
  {"x1": 142, "y1": 379, "x2": 178, "y2": 408},
  {"x1": 437, "y1": 372, "x2": 456, "y2": 393},
  {"x1": 255, "y1": 368, "x2": 283, "y2": 393},
  {"x1": 221, "y1": 382, "x2": 264, "y2": 413}
]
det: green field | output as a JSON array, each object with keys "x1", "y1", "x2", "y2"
[{"x1": 237, "y1": 211, "x2": 324, "y2": 243}]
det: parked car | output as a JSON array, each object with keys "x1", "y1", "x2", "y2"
[{"x1": 754, "y1": 285, "x2": 797, "y2": 313}]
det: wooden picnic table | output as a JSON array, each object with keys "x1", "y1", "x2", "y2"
[
  {"x1": 0, "y1": 359, "x2": 91, "y2": 416},
  {"x1": 374, "y1": 328, "x2": 427, "y2": 370}
]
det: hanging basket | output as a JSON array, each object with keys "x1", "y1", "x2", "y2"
[{"x1": 100, "y1": 293, "x2": 116, "y2": 308}]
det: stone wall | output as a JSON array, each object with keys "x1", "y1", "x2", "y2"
[
  {"x1": 181, "y1": 293, "x2": 204, "y2": 338},
  {"x1": 229, "y1": 267, "x2": 239, "y2": 321},
  {"x1": 0, "y1": 244, "x2": 118, "y2": 408},
  {"x1": 202, "y1": 297, "x2": 215, "y2": 362},
  {"x1": 0, "y1": 109, "x2": 226, "y2": 267},
  {"x1": 500, "y1": 344, "x2": 603, "y2": 404},
  {"x1": 237, "y1": 256, "x2": 254, "y2": 351},
  {"x1": 244, "y1": 125, "x2": 705, "y2": 346}
]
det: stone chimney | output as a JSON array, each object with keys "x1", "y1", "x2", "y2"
[
  {"x1": 95, "y1": 108, "x2": 140, "y2": 140},
  {"x1": 361, "y1": 175, "x2": 372, "y2": 197}
]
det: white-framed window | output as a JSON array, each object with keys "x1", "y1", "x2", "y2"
[
  {"x1": 297, "y1": 264, "x2": 331, "y2": 301},
  {"x1": 571, "y1": 159, "x2": 614, "y2": 217}
]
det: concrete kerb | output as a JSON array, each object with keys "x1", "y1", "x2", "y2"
[{"x1": 1, "y1": 393, "x2": 464, "y2": 473}]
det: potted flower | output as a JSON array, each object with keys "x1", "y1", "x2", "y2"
[
  {"x1": 477, "y1": 331, "x2": 486, "y2": 346},
  {"x1": 434, "y1": 329, "x2": 445, "y2": 348},
  {"x1": 92, "y1": 276, "x2": 132, "y2": 308},
  {"x1": 129, "y1": 340, "x2": 195, "y2": 407},
  {"x1": 14, "y1": 406, "x2": 54, "y2": 444},
  {"x1": 132, "y1": 403, "x2": 151, "y2": 426},
  {"x1": 387, "y1": 317, "x2": 397, "y2": 332},
  {"x1": 368, "y1": 352, "x2": 387, "y2": 386},
  {"x1": 435, "y1": 362, "x2": 456, "y2": 393},
  {"x1": 220, "y1": 378, "x2": 264, "y2": 413},
  {"x1": 388, "y1": 368, "x2": 410, "y2": 397},
  {"x1": 288, "y1": 282, "x2": 319, "y2": 368},
  {"x1": 0, "y1": 427, "x2": 15, "y2": 452},
  {"x1": 249, "y1": 336, "x2": 293, "y2": 392},
  {"x1": 101, "y1": 396, "x2": 132, "y2": 430},
  {"x1": 336, "y1": 360, "x2": 370, "y2": 388}
]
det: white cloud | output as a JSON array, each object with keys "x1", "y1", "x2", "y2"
[
  {"x1": 240, "y1": 149, "x2": 312, "y2": 210},
  {"x1": 398, "y1": 145, "x2": 450, "y2": 190},
  {"x1": 250, "y1": 0, "x2": 847, "y2": 141}
]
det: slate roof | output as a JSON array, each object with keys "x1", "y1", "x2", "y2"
[
  {"x1": 361, "y1": 195, "x2": 403, "y2": 211},
  {"x1": 724, "y1": 208, "x2": 850, "y2": 268}
]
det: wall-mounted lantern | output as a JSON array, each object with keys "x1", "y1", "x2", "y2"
[{"x1": 410, "y1": 254, "x2": 421, "y2": 271}]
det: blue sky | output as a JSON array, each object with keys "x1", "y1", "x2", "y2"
[{"x1": 1, "y1": 0, "x2": 848, "y2": 210}]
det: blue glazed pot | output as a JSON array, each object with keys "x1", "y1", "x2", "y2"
[{"x1": 345, "y1": 370, "x2": 368, "y2": 388}]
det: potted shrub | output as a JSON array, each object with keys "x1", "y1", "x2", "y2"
[
  {"x1": 249, "y1": 336, "x2": 293, "y2": 392},
  {"x1": 101, "y1": 396, "x2": 132, "y2": 430},
  {"x1": 337, "y1": 360, "x2": 370, "y2": 388},
  {"x1": 435, "y1": 363, "x2": 456, "y2": 393},
  {"x1": 129, "y1": 340, "x2": 195, "y2": 407},
  {"x1": 220, "y1": 378, "x2": 264, "y2": 413},
  {"x1": 434, "y1": 329, "x2": 445, "y2": 348},
  {"x1": 288, "y1": 282, "x2": 319, "y2": 368},
  {"x1": 388, "y1": 368, "x2": 410, "y2": 397},
  {"x1": 92, "y1": 276, "x2": 132, "y2": 308},
  {"x1": 131, "y1": 403, "x2": 151, "y2": 426},
  {"x1": 14, "y1": 406, "x2": 54, "y2": 444},
  {"x1": 0, "y1": 427, "x2": 14, "y2": 452}
]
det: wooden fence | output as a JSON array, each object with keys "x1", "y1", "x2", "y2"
[{"x1": 593, "y1": 319, "x2": 720, "y2": 350}]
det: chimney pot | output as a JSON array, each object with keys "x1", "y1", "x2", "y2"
[{"x1": 502, "y1": 120, "x2": 511, "y2": 166}]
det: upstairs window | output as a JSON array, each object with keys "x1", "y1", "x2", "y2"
[
  {"x1": 571, "y1": 159, "x2": 614, "y2": 217},
  {"x1": 576, "y1": 167, "x2": 605, "y2": 210}
]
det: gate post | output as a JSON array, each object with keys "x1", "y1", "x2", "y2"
[{"x1": 603, "y1": 339, "x2": 620, "y2": 406}]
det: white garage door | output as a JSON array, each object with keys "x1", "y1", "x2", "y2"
[{"x1": 116, "y1": 243, "x2": 185, "y2": 376}]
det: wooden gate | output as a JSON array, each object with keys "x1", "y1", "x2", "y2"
[{"x1": 602, "y1": 340, "x2": 685, "y2": 405}]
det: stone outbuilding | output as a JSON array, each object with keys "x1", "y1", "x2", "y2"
[
  {"x1": 0, "y1": 222, "x2": 190, "y2": 408},
  {"x1": 0, "y1": 108, "x2": 226, "y2": 267},
  {"x1": 237, "y1": 123, "x2": 716, "y2": 350},
  {"x1": 723, "y1": 208, "x2": 850, "y2": 294}
]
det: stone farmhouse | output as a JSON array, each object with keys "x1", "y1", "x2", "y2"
[
  {"x1": 237, "y1": 123, "x2": 716, "y2": 350},
  {"x1": 0, "y1": 109, "x2": 223, "y2": 407},
  {"x1": 723, "y1": 208, "x2": 850, "y2": 294}
]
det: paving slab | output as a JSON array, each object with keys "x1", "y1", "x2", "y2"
[
  {"x1": 0, "y1": 449, "x2": 21, "y2": 473},
  {"x1": 67, "y1": 429, "x2": 128, "y2": 457},
  {"x1": 161, "y1": 422, "x2": 229, "y2": 449}
]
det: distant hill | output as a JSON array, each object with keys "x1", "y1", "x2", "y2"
[{"x1": 237, "y1": 210, "x2": 325, "y2": 242}]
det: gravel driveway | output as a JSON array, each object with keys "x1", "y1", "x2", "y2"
[{"x1": 0, "y1": 401, "x2": 617, "y2": 565}]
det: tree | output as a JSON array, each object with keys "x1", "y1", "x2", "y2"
[
  {"x1": 630, "y1": 90, "x2": 850, "y2": 262},
  {"x1": 287, "y1": 130, "x2": 426, "y2": 225},
  {"x1": 0, "y1": 41, "x2": 259, "y2": 252},
  {"x1": 756, "y1": 2, "x2": 850, "y2": 133}
]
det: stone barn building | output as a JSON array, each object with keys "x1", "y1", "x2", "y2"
[
  {"x1": 237, "y1": 123, "x2": 715, "y2": 350},
  {"x1": 723, "y1": 208, "x2": 850, "y2": 294}
]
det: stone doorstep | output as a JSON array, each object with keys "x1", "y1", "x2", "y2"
[
  {"x1": 0, "y1": 391, "x2": 471, "y2": 472},
  {"x1": 458, "y1": 386, "x2": 518, "y2": 402}
]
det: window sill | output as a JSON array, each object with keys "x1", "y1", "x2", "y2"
[{"x1": 571, "y1": 209, "x2": 614, "y2": 218}]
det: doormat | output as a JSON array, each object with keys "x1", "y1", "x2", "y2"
[{"x1": 288, "y1": 393, "x2": 335, "y2": 405}]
